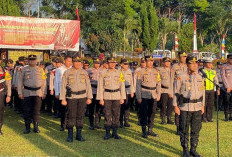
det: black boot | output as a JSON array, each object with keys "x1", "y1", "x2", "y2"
[
  {"x1": 104, "y1": 127, "x2": 111, "y2": 140},
  {"x1": 95, "y1": 123, "x2": 103, "y2": 129},
  {"x1": 190, "y1": 144, "x2": 201, "y2": 157},
  {"x1": 167, "y1": 117, "x2": 174, "y2": 124},
  {"x1": 120, "y1": 121, "x2": 123, "y2": 128},
  {"x1": 176, "y1": 126, "x2": 180, "y2": 135},
  {"x1": 124, "y1": 120, "x2": 131, "y2": 127},
  {"x1": 161, "y1": 116, "x2": 166, "y2": 124},
  {"x1": 89, "y1": 122, "x2": 94, "y2": 130},
  {"x1": 76, "y1": 127, "x2": 85, "y2": 141},
  {"x1": 67, "y1": 128, "x2": 73, "y2": 142},
  {"x1": 141, "y1": 126, "x2": 147, "y2": 138},
  {"x1": 225, "y1": 114, "x2": 229, "y2": 121},
  {"x1": 112, "y1": 127, "x2": 121, "y2": 139},
  {"x1": 33, "y1": 122, "x2": 40, "y2": 133},
  {"x1": 24, "y1": 123, "x2": 31, "y2": 134},
  {"x1": 183, "y1": 144, "x2": 190, "y2": 157},
  {"x1": 148, "y1": 127, "x2": 158, "y2": 137},
  {"x1": 60, "y1": 123, "x2": 65, "y2": 131},
  {"x1": 0, "y1": 123, "x2": 3, "y2": 135},
  {"x1": 229, "y1": 114, "x2": 232, "y2": 120}
]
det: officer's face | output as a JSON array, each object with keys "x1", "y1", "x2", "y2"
[
  {"x1": 163, "y1": 61, "x2": 171, "y2": 67},
  {"x1": 217, "y1": 65, "x2": 221, "y2": 69},
  {"x1": 64, "y1": 58, "x2": 73, "y2": 67},
  {"x1": 146, "y1": 60, "x2": 154, "y2": 68},
  {"x1": 228, "y1": 58, "x2": 232, "y2": 64},
  {"x1": 180, "y1": 56, "x2": 187, "y2": 63},
  {"x1": 83, "y1": 64, "x2": 89, "y2": 70},
  {"x1": 121, "y1": 63, "x2": 129, "y2": 70},
  {"x1": 198, "y1": 62, "x2": 203, "y2": 67},
  {"x1": 29, "y1": 59, "x2": 37, "y2": 66},
  {"x1": 73, "y1": 61, "x2": 82, "y2": 69},
  {"x1": 57, "y1": 63, "x2": 63, "y2": 68},
  {"x1": 188, "y1": 62, "x2": 198, "y2": 72},
  {"x1": 24, "y1": 60, "x2": 28, "y2": 65},
  {"x1": 108, "y1": 62, "x2": 116, "y2": 69},
  {"x1": 141, "y1": 62, "x2": 146, "y2": 68},
  {"x1": 205, "y1": 63, "x2": 212, "y2": 69},
  {"x1": 94, "y1": 63, "x2": 100, "y2": 69},
  {"x1": 7, "y1": 63, "x2": 13, "y2": 68},
  {"x1": 103, "y1": 63, "x2": 108, "y2": 69},
  {"x1": 52, "y1": 62, "x2": 57, "y2": 67}
]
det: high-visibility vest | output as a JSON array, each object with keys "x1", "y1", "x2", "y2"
[{"x1": 203, "y1": 69, "x2": 216, "y2": 90}]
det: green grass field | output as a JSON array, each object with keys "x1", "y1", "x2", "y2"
[{"x1": 1, "y1": 107, "x2": 232, "y2": 157}]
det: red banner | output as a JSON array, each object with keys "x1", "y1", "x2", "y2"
[{"x1": 0, "y1": 16, "x2": 80, "y2": 51}]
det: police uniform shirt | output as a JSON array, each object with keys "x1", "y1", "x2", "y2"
[
  {"x1": 121, "y1": 68, "x2": 135, "y2": 94},
  {"x1": 0, "y1": 67, "x2": 12, "y2": 96},
  {"x1": 59, "y1": 68, "x2": 93, "y2": 100},
  {"x1": 87, "y1": 68, "x2": 101, "y2": 95},
  {"x1": 215, "y1": 68, "x2": 223, "y2": 87},
  {"x1": 159, "y1": 67, "x2": 174, "y2": 95},
  {"x1": 172, "y1": 63, "x2": 188, "y2": 77},
  {"x1": 221, "y1": 63, "x2": 232, "y2": 89},
  {"x1": 136, "y1": 68, "x2": 161, "y2": 100},
  {"x1": 173, "y1": 72, "x2": 205, "y2": 111},
  {"x1": 18, "y1": 66, "x2": 47, "y2": 97},
  {"x1": 96, "y1": 69, "x2": 126, "y2": 100}
]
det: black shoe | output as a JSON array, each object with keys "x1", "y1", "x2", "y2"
[
  {"x1": 95, "y1": 124, "x2": 103, "y2": 129},
  {"x1": 190, "y1": 150, "x2": 201, "y2": 157},
  {"x1": 0, "y1": 123, "x2": 2, "y2": 135},
  {"x1": 67, "y1": 128, "x2": 73, "y2": 142},
  {"x1": 208, "y1": 119, "x2": 213, "y2": 122},
  {"x1": 229, "y1": 114, "x2": 232, "y2": 121},
  {"x1": 60, "y1": 127, "x2": 65, "y2": 131},
  {"x1": 124, "y1": 122, "x2": 131, "y2": 127},
  {"x1": 24, "y1": 124, "x2": 31, "y2": 134},
  {"x1": 120, "y1": 122, "x2": 123, "y2": 128},
  {"x1": 89, "y1": 124, "x2": 94, "y2": 130},
  {"x1": 104, "y1": 127, "x2": 111, "y2": 140},
  {"x1": 161, "y1": 117, "x2": 166, "y2": 124},
  {"x1": 148, "y1": 128, "x2": 158, "y2": 137},
  {"x1": 225, "y1": 114, "x2": 229, "y2": 121},
  {"x1": 183, "y1": 148, "x2": 190, "y2": 157},
  {"x1": 76, "y1": 127, "x2": 85, "y2": 141},
  {"x1": 33, "y1": 122, "x2": 40, "y2": 133},
  {"x1": 112, "y1": 128, "x2": 121, "y2": 139},
  {"x1": 142, "y1": 126, "x2": 147, "y2": 138},
  {"x1": 48, "y1": 112, "x2": 53, "y2": 116},
  {"x1": 176, "y1": 127, "x2": 180, "y2": 135},
  {"x1": 167, "y1": 117, "x2": 174, "y2": 124},
  {"x1": 203, "y1": 118, "x2": 208, "y2": 122}
]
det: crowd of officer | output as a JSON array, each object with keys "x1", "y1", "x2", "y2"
[{"x1": 0, "y1": 52, "x2": 232, "y2": 157}]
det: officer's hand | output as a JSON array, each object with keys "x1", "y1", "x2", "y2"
[
  {"x1": 55, "y1": 95, "x2": 59, "y2": 99},
  {"x1": 61, "y1": 100, "x2": 67, "y2": 106},
  {"x1": 18, "y1": 94, "x2": 24, "y2": 99},
  {"x1": 50, "y1": 90, "x2": 54, "y2": 95},
  {"x1": 100, "y1": 100, "x2": 104, "y2": 106},
  {"x1": 42, "y1": 95, "x2": 46, "y2": 100},
  {"x1": 86, "y1": 99, "x2": 92, "y2": 105},
  {"x1": 174, "y1": 106, "x2": 180, "y2": 116},
  {"x1": 217, "y1": 90, "x2": 220, "y2": 96},
  {"x1": 227, "y1": 88, "x2": 231, "y2": 93},
  {"x1": 201, "y1": 106, "x2": 205, "y2": 115},
  {"x1": 137, "y1": 99, "x2": 142, "y2": 104},
  {"x1": 169, "y1": 94, "x2": 173, "y2": 98},
  {"x1": 157, "y1": 97, "x2": 160, "y2": 101},
  {"x1": 6, "y1": 96, "x2": 11, "y2": 103},
  {"x1": 131, "y1": 93, "x2": 134, "y2": 98},
  {"x1": 120, "y1": 99, "x2": 124, "y2": 104}
]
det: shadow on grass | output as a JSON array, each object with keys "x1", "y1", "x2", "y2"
[{"x1": 4, "y1": 107, "x2": 180, "y2": 157}]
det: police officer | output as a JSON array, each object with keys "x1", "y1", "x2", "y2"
[
  {"x1": 136, "y1": 56, "x2": 161, "y2": 138},
  {"x1": 120, "y1": 59, "x2": 135, "y2": 128},
  {"x1": 172, "y1": 51, "x2": 188, "y2": 135},
  {"x1": 83, "y1": 60, "x2": 90, "y2": 71},
  {"x1": 159, "y1": 57, "x2": 174, "y2": 124},
  {"x1": 5, "y1": 59, "x2": 14, "y2": 108},
  {"x1": 97, "y1": 57, "x2": 126, "y2": 140},
  {"x1": 221, "y1": 54, "x2": 232, "y2": 121},
  {"x1": 0, "y1": 61, "x2": 12, "y2": 135},
  {"x1": 87, "y1": 57, "x2": 103, "y2": 130},
  {"x1": 60, "y1": 56, "x2": 92, "y2": 142},
  {"x1": 173, "y1": 55, "x2": 205, "y2": 157},
  {"x1": 215, "y1": 61, "x2": 224, "y2": 111},
  {"x1": 198, "y1": 59, "x2": 204, "y2": 70},
  {"x1": 202, "y1": 59, "x2": 219, "y2": 122},
  {"x1": 18, "y1": 55, "x2": 47, "y2": 134}
]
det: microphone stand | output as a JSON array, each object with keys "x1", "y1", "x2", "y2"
[{"x1": 201, "y1": 73, "x2": 229, "y2": 157}]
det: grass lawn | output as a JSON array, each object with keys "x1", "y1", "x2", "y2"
[{"x1": 1, "y1": 107, "x2": 232, "y2": 157}]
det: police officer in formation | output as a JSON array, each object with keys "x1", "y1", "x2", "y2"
[
  {"x1": 60, "y1": 56, "x2": 92, "y2": 142},
  {"x1": 174, "y1": 55, "x2": 205, "y2": 157},
  {"x1": 215, "y1": 61, "x2": 224, "y2": 111},
  {"x1": 18, "y1": 55, "x2": 47, "y2": 134}
]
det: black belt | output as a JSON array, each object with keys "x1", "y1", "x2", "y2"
[
  {"x1": 125, "y1": 85, "x2": 131, "y2": 88},
  {"x1": 71, "y1": 90, "x2": 86, "y2": 95},
  {"x1": 183, "y1": 96, "x2": 203, "y2": 103},
  {"x1": 24, "y1": 86, "x2": 41, "y2": 91},
  {"x1": 219, "y1": 82, "x2": 223, "y2": 84},
  {"x1": 161, "y1": 85, "x2": 169, "y2": 89},
  {"x1": 141, "y1": 85, "x2": 156, "y2": 90},
  {"x1": 91, "y1": 84, "x2": 97, "y2": 88},
  {"x1": 105, "y1": 88, "x2": 120, "y2": 92}
]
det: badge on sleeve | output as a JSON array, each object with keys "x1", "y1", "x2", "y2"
[
  {"x1": 120, "y1": 72, "x2": 125, "y2": 82},
  {"x1": 5, "y1": 71, "x2": 12, "y2": 80}
]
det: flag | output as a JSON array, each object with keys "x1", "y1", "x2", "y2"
[
  {"x1": 222, "y1": 34, "x2": 226, "y2": 59},
  {"x1": 175, "y1": 34, "x2": 178, "y2": 51},
  {"x1": 76, "y1": 7, "x2": 80, "y2": 21},
  {"x1": 193, "y1": 13, "x2": 198, "y2": 53}
]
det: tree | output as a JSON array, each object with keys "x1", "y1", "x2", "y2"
[
  {"x1": 0, "y1": 0, "x2": 20, "y2": 16},
  {"x1": 179, "y1": 23, "x2": 193, "y2": 52}
]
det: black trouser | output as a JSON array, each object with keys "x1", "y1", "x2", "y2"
[
  {"x1": 45, "y1": 89, "x2": 53, "y2": 113},
  {"x1": 0, "y1": 92, "x2": 5, "y2": 124},
  {"x1": 66, "y1": 98, "x2": 87, "y2": 128},
  {"x1": 140, "y1": 98, "x2": 157, "y2": 128},
  {"x1": 104, "y1": 100, "x2": 121, "y2": 128},
  {"x1": 203, "y1": 90, "x2": 214, "y2": 121},
  {"x1": 14, "y1": 89, "x2": 22, "y2": 112},
  {"x1": 224, "y1": 91, "x2": 232, "y2": 115},
  {"x1": 23, "y1": 96, "x2": 42, "y2": 125},
  {"x1": 54, "y1": 96, "x2": 60, "y2": 115},
  {"x1": 58, "y1": 99, "x2": 66, "y2": 128},
  {"x1": 160, "y1": 93, "x2": 173, "y2": 118},
  {"x1": 120, "y1": 94, "x2": 132, "y2": 124},
  {"x1": 88, "y1": 94, "x2": 103, "y2": 125},
  {"x1": 179, "y1": 110, "x2": 202, "y2": 148}
]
